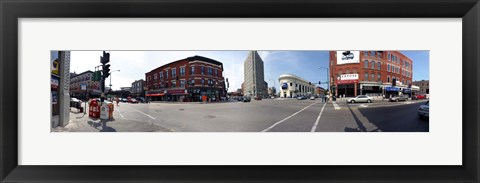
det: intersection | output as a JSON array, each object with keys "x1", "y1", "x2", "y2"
[{"x1": 60, "y1": 98, "x2": 429, "y2": 132}]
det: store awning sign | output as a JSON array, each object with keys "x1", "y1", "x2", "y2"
[{"x1": 385, "y1": 87, "x2": 399, "y2": 91}]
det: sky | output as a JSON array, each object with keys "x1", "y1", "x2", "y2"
[{"x1": 69, "y1": 50, "x2": 429, "y2": 91}]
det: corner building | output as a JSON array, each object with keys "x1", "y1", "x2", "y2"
[
  {"x1": 145, "y1": 56, "x2": 226, "y2": 102},
  {"x1": 329, "y1": 51, "x2": 413, "y2": 98},
  {"x1": 278, "y1": 74, "x2": 316, "y2": 98}
]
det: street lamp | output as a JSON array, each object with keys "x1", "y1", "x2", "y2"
[
  {"x1": 269, "y1": 79, "x2": 276, "y2": 96},
  {"x1": 318, "y1": 67, "x2": 330, "y2": 97},
  {"x1": 109, "y1": 70, "x2": 120, "y2": 89}
]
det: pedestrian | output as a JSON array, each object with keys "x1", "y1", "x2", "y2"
[{"x1": 116, "y1": 97, "x2": 119, "y2": 106}]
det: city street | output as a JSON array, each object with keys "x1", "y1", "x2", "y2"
[{"x1": 58, "y1": 98, "x2": 429, "y2": 132}]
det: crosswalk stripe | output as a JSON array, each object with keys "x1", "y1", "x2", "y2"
[{"x1": 333, "y1": 102, "x2": 341, "y2": 110}]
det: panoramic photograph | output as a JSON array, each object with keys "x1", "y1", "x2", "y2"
[{"x1": 50, "y1": 50, "x2": 429, "y2": 132}]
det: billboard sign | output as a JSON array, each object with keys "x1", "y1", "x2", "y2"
[{"x1": 336, "y1": 51, "x2": 360, "y2": 65}]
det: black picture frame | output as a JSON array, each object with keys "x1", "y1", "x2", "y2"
[{"x1": 1, "y1": 0, "x2": 479, "y2": 182}]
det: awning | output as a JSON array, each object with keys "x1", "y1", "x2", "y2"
[
  {"x1": 146, "y1": 93, "x2": 165, "y2": 97},
  {"x1": 385, "y1": 86, "x2": 400, "y2": 92}
]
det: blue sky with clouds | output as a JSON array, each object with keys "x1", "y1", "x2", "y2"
[{"x1": 69, "y1": 50, "x2": 428, "y2": 91}]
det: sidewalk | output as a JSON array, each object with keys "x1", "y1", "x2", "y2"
[{"x1": 52, "y1": 107, "x2": 172, "y2": 132}]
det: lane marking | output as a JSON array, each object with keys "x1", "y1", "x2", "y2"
[
  {"x1": 116, "y1": 108, "x2": 125, "y2": 118},
  {"x1": 310, "y1": 102, "x2": 327, "y2": 132},
  {"x1": 261, "y1": 101, "x2": 320, "y2": 132},
  {"x1": 125, "y1": 105, "x2": 156, "y2": 120},
  {"x1": 333, "y1": 102, "x2": 341, "y2": 110}
]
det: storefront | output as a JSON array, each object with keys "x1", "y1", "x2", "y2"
[
  {"x1": 146, "y1": 90, "x2": 165, "y2": 101},
  {"x1": 336, "y1": 74, "x2": 359, "y2": 97},
  {"x1": 384, "y1": 86, "x2": 400, "y2": 98},
  {"x1": 360, "y1": 83, "x2": 382, "y2": 96}
]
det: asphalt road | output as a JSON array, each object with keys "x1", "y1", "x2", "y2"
[{"x1": 100, "y1": 98, "x2": 428, "y2": 132}]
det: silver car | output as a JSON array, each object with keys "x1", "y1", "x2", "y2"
[
  {"x1": 417, "y1": 101, "x2": 429, "y2": 119},
  {"x1": 389, "y1": 95, "x2": 408, "y2": 102},
  {"x1": 347, "y1": 95, "x2": 372, "y2": 103}
]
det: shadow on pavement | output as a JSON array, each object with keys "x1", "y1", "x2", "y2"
[
  {"x1": 356, "y1": 102, "x2": 429, "y2": 132},
  {"x1": 87, "y1": 120, "x2": 118, "y2": 132},
  {"x1": 347, "y1": 105, "x2": 367, "y2": 132}
]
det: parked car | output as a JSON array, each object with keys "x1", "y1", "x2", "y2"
[
  {"x1": 136, "y1": 97, "x2": 146, "y2": 103},
  {"x1": 414, "y1": 94, "x2": 426, "y2": 100},
  {"x1": 129, "y1": 98, "x2": 139, "y2": 103},
  {"x1": 310, "y1": 96, "x2": 315, "y2": 100},
  {"x1": 417, "y1": 101, "x2": 429, "y2": 119},
  {"x1": 347, "y1": 95, "x2": 372, "y2": 103},
  {"x1": 243, "y1": 96, "x2": 251, "y2": 102},
  {"x1": 296, "y1": 96, "x2": 307, "y2": 100},
  {"x1": 389, "y1": 95, "x2": 408, "y2": 102},
  {"x1": 237, "y1": 96, "x2": 243, "y2": 101},
  {"x1": 254, "y1": 96, "x2": 262, "y2": 100}
]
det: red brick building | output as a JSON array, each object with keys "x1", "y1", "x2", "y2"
[
  {"x1": 329, "y1": 51, "x2": 413, "y2": 98},
  {"x1": 145, "y1": 56, "x2": 226, "y2": 102}
]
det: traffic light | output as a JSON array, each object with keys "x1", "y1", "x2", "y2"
[
  {"x1": 102, "y1": 64, "x2": 111, "y2": 79},
  {"x1": 101, "y1": 51, "x2": 110, "y2": 64}
]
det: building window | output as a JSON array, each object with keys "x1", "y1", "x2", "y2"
[
  {"x1": 364, "y1": 60, "x2": 368, "y2": 68},
  {"x1": 370, "y1": 51, "x2": 375, "y2": 57},
  {"x1": 377, "y1": 62, "x2": 381, "y2": 70},
  {"x1": 364, "y1": 73, "x2": 368, "y2": 81},
  {"x1": 215, "y1": 69, "x2": 218, "y2": 76},
  {"x1": 364, "y1": 51, "x2": 368, "y2": 56},
  {"x1": 387, "y1": 76, "x2": 390, "y2": 82},
  {"x1": 201, "y1": 66, "x2": 205, "y2": 75},
  {"x1": 172, "y1": 68, "x2": 177, "y2": 78},
  {"x1": 377, "y1": 52, "x2": 381, "y2": 58},
  {"x1": 371, "y1": 73, "x2": 375, "y2": 81},
  {"x1": 180, "y1": 67, "x2": 185, "y2": 76},
  {"x1": 190, "y1": 66, "x2": 194, "y2": 75},
  {"x1": 208, "y1": 67, "x2": 213, "y2": 75},
  {"x1": 388, "y1": 53, "x2": 391, "y2": 60},
  {"x1": 371, "y1": 61, "x2": 375, "y2": 69},
  {"x1": 201, "y1": 79, "x2": 205, "y2": 85},
  {"x1": 180, "y1": 80, "x2": 185, "y2": 87},
  {"x1": 387, "y1": 64, "x2": 390, "y2": 72},
  {"x1": 166, "y1": 70, "x2": 169, "y2": 79},
  {"x1": 172, "y1": 81, "x2": 176, "y2": 87},
  {"x1": 159, "y1": 72, "x2": 163, "y2": 80},
  {"x1": 377, "y1": 74, "x2": 381, "y2": 81},
  {"x1": 154, "y1": 74, "x2": 157, "y2": 80}
]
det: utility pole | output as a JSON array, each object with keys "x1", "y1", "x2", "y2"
[{"x1": 100, "y1": 51, "x2": 111, "y2": 102}]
